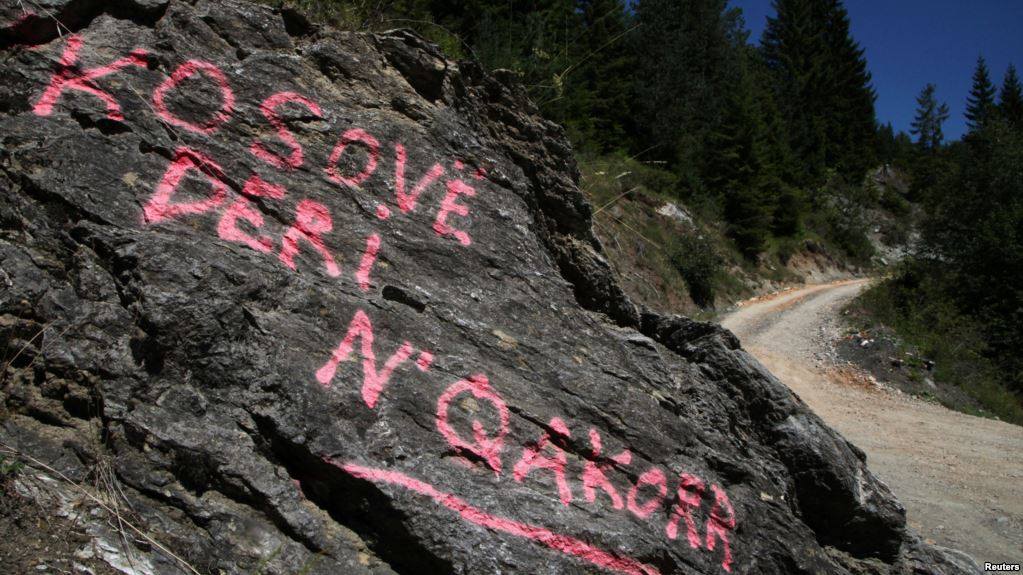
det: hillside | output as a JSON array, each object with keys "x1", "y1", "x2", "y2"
[{"x1": 578, "y1": 156, "x2": 916, "y2": 317}]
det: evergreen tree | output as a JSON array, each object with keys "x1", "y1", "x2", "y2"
[
  {"x1": 820, "y1": 0, "x2": 877, "y2": 178},
  {"x1": 632, "y1": 0, "x2": 743, "y2": 189},
  {"x1": 921, "y1": 117, "x2": 1023, "y2": 393},
  {"x1": 965, "y1": 56, "x2": 997, "y2": 133},
  {"x1": 762, "y1": 0, "x2": 828, "y2": 181},
  {"x1": 705, "y1": 50, "x2": 775, "y2": 256},
  {"x1": 999, "y1": 63, "x2": 1023, "y2": 130},
  {"x1": 908, "y1": 84, "x2": 951, "y2": 203},
  {"x1": 575, "y1": 0, "x2": 636, "y2": 152},
  {"x1": 876, "y1": 122, "x2": 896, "y2": 160},
  {"x1": 875, "y1": 122, "x2": 913, "y2": 169},
  {"x1": 752, "y1": 54, "x2": 803, "y2": 238},
  {"x1": 429, "y1": 0, "x2": 582, "y2": 103},
  {"x1": 910, "y1": 83, "x2": 950, "y2": 152},
  {"x1": 762, "y1": 0, "x2": 876, "y2": 184}
]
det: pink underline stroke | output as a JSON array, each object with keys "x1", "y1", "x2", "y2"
[{"x1": 336, "y1": 461, "x2": 662, "y2": 575}]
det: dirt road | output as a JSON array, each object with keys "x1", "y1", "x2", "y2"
[{"x1": 721, "y1": 279, "x2": 1023, "y2": 564}]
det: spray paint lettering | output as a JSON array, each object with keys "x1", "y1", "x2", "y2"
[
  {"x1": 143, "y1": 147, "x2": 228, "y2": 223},
  {"x1": 627, "y1": 468, "x2": 669, "y2": 520},
  {"x1": 435, "y1": 374, "x2": 510, "y2": 475},
  {"x1": 33, "y1": 36, "x2": 483, "y2": 252},
  {"x1": 152, "y1": 59, "x2": 235, "y2": 134},
  {"x1": 326, "y1": 128, "x2": 380, "y2": 188},
  {"x1": 334, "y1": 462, "x2": 663, "y2": 575},
  {"x1": 278, "y1": 199, "x2": 341, "y2": 277},
  {"x1": 32, "y1": 34, "x2": 149, "y2": 121},
  {"x1": 666, "y1": 473, "x2": 706, "y2": 549},
  {"x1": 318, "y1": 311, "x2": 739, "y2": 573},
  {"x1": 314, "y1": 309, "x2": 432, "y2": 409},
  {"x1": 513, "y1": 417, "x2": 574, "y2": 506},
  {"x1": 433, "y1": 178, "x2": 476, "y2": 246},
  {"x1": 216, "y1": 175, "x2": 287, "y2": 253},
  {"x1": 582, "y1": 428, "x2": 632, "y2": 510},
  {"x1": 250, "y1": 91, "x2": 323, "y2": 170},
  {"x1": 30, "y1": 34, "x2": 739, "y2": 574},
  {"x1": 394, "y1": 142, "x2": 446, "y2": 214},
  {"x1": 309, "y1": 308, "x2": 739, "y2": 572}
]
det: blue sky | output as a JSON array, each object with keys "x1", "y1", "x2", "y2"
[{"x1": 729, "y1": 0, "x2": 1023, "y2": 140}]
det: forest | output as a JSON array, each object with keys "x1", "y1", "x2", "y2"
[{"x1": 271, "y1": 0, "x2": 1023, "y2": 421}]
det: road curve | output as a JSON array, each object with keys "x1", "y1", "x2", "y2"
[{"x1": 721, "y1": 280, "x2": 1023, "y2": 564}]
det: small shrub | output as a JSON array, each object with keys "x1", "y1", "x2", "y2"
[
  {"x1": 666, "y1": 234, "x2": 722, "y2": 308},
  {"x1": 0, "y1": 454, "x2": 24, "y2": 494},
  {"x1": 879, "y1": 187, "x2": 911, "y2": 218},
  {"x1": 806, "y1": 178, "x2": 875, "y2": 264}
]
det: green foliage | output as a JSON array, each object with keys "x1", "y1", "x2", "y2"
[
  {"x1": 762, "y1": 0, "x2": 877, "y2": 184},
  {"x1": 572, "y1": 0, "x2": 637, "y2": 153},
  {"x1": 910, "y1": 83, "x2": 950, "y2": 151},
  {"x1": 257, "y1": 0, "x2": 467, "y2": 55},
  {"x1": 875, "y1": 122, "x2": 915, "y2": 169},
  {"x1": 724, "y1": 183, "x2": 773, "y2": 259},
  {"x1": 871, "y1": 55, "x2": 1023, "y2": 424},
  {"x1": 878, "y1": 185, "x2": 911, "y2": 220},
  {"x1": 579, "y1": 154, "x2": 735, "y2": 309},
  {"x1": 579, "y1": 152, "x2": 678, "y2": 209},
  {"x1": 907, "y1": 83, "x2": 954, "y2": 203},
  {"x1": 771, "y1": 183, "x2": 803, "y2": 236},
  {"x1": 805, "y1": 174, "x2": 874, "y2": 263},
  {"x1": 148, "y1": 0, "x2": 1023, "y2": 418},
  {"x1": 703, "y1": 49, "x2": 787, "y2": 258},
  {"x1": 856, "y1": 267, "x2": 1023, "y2": 425},
  {"x1": 920, "y1": 117, "x2": 1023, "y2": 394},
  {"x1": 0, "y1": 454, "x2": 22, "y2": 475},
  {"x1": 270, "y1": 0, "x2": 890, "y2": 263},
  {"x1": 999, "y1": 64, "x2": 1023, "y2": 131},
  {"x1": 772, "y1": 236, "x2": 801, "y2": 265},
  {"x1": 666, "y1": 233, "x2": 723, "y2": 307},
  {"x1": 907, "y1": 144, "x2": 955, "y2": 203},
  {"x1": 631, "y1": 0, "x2": 744, "y2": 176},
  {"x1": 0, "y1": 454, "x2": 24, "y2": 493},
  {"x1": 965, "y1": 56, "x2": 998, "y2": 133}
]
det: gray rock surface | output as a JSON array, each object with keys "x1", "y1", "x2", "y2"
[{"x1": 0, "y1": 1, "x2": 977, "y2": 573}]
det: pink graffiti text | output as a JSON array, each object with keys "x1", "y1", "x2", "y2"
[
  {"x1": 152, "y1": 59, "x2": 235, "y2": 134},
  {"x1": 33, "y1": 34, "x2": 149, "y2": 121},
  {"x1": 436, "y1": 374, "x2": 511, "y2": 475},
  {"x1": 315, "y1": 309, "x2": 431, "y2": 409}
]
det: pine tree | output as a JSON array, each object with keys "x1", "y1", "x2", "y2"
[
  {"x1": 876, "y1": 122, "x2": 897, "y2": 162},
  {"x1": 1000, "y1": 63, "x2": 1023, "y2": 130},
  {"x1": 919, "y1": 117, "x2": 1023, "y2": 395},
  {"x1": 632, "y1": 0, "x2": 743, "y2": 188},
  {"x1": 704, "y1": 48, "x2": 783, "y2": 257},
  {"x1": 965, "y1": 56, "x2": 997, "y2": 133},
  {"x1": 762, "y1": 0, "x2": 827, "y2": 182},
  {"x1": 910, "y1": 83, "x2": 950, "y2": 152},
  {"x1": 820, "y1": 0, "x2": 877, "y2": 178},
  {"x1": 762, "y1": 0, "x2": 875, "y2": 184},
  {"x1": 575, "y1": 0, "x2": 636, "y2": 152}
]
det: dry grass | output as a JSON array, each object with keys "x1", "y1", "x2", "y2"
[{"x1": 0, "y1": 442, "x2": 202, "y2": 575}]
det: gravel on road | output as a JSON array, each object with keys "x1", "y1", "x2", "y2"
[{"x1": 722, "y1": 280, "x2": 1023, "y2": 565}]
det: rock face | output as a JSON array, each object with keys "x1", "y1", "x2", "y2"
[{"x1": 0, "y1": 2, "x2": 976, "y2": 574}]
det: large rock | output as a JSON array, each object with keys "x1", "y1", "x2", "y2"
[{"x1": 0, "y1": 1, "x2": 977, "y2": 574}]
